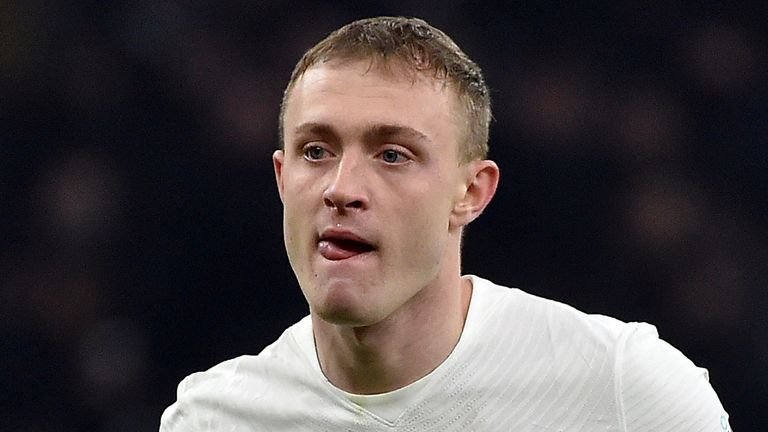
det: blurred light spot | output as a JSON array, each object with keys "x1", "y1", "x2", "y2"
[
  {"x1": 615, "y1": 87, "x2": 689, "y2": 160},
  {"x1": 506, "y1": 60, "x2": 605, "y2": 154},
  {"x1": 672, "y1": 249, "x2": 746, "y2": 333},
  {"x1": 680, "y1": 23, "x2": 760, "y2": 93},
  {"x1": 27, "y1": 266, "x2": 104, "y2": 341},
  {"x1": 210, "y1": 72, "x2": 280, "y2": 157},
  {"x1": 520, "y1": 74, "x2": 588, "y2": 139},
  {"x1": 36, "y1": 152, "x2": 123, "y2": 246},
  {"x1": 76, "y1": 317, "x2": 149, "y2": 405},
  {"x1": 666, "y1": 212, "x2": 766, "y2": 334},
  {"x1": 624, "y1": 173, "x2": 705, "y2": 251}
]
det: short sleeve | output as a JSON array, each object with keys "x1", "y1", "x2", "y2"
[
  {"x1": 616, "y1": 323, "x2": 732, "y2": 432},
  {"x1": 159, "y1": 359, "x2": 250, "y2": 432},
  {"x1": 159, "y1": 373, "x2": 215, "y2": 432},
  {"x1": 159, "y1": 376, "x2": 194, "y2": 432}
]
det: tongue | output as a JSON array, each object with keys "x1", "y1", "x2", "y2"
[{"x1": 318, "y1": 239, "x2": 372, "y2": 260}]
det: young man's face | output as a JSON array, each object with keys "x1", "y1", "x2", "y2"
[{"x1": 274, "y1": 59, "x2": 472, "y2": 326}]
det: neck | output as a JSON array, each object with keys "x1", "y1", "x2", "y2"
[{"x1": 312, "y1": 250, "x2": 472, "y2": 395}]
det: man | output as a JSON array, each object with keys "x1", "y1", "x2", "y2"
[{"x1": 161, "y1": 16, "x2": 730, "y2": 431}]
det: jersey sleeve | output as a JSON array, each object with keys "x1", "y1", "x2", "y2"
[
  {"x1": 616, "y1": 323, "x2": 732, "y2": 432},
  {"x1": 159, "y1": 373, "x2": 211, "y2": 432},
  {"x1": 159, "y1": 358, "x2": 250, "y2": 432}
]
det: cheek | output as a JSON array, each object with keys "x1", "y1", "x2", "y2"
[
  {"x1": 282, "y1": 173, "x2": 320, "y2": 224},
  {"x1": 281, "y1": 183, "x2": 317, "y2": 260},
  {"x1": 392, "y1": 192, "x2": 452, "y2": 266}
]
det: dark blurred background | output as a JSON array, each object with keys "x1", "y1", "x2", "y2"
[{"x1": 1, "y1": 1, "x2": 766, "y2": 430}]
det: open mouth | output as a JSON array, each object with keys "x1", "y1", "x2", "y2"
[{"x1": 318, "y1": 236, "x2": 376, "y2": 261}]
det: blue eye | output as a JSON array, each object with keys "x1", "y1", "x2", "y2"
[
  {"x1": 304, "y1": 146, "x2": 328, "y2": 160},
  {"x1": 381, "y1": 149, "x2": 407, "y2": 164}
]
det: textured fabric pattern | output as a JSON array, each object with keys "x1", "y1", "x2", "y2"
[{"x1": 160, "y1": 276, "x2": 730, "y2": 431}]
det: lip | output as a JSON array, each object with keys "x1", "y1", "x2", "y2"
[
  {"x1": 317, "y1": 227, "x2": 376, "y2": 261},
  {"x1": 319, "y1": 227, "x2": 373, "y2": 244}
]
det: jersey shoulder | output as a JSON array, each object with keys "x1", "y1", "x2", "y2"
[
  {"x1": 159, "y1": 316, "x2": 322, "y2": 431},
  {"x1": 617, "y1": 322, "x2": 731, "y2": 431},
  {"x1": 469, "y1": 275, "x2": 631, "y2": 350},
  {"x1": 468, "y1": 276, "x2": 730, "y2": 431}
]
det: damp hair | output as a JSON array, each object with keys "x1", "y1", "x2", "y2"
[{"x1": 278, "y1": 16, "x2": 491, "y2": 163}]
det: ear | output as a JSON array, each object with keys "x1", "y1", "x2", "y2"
[
  {"x1": 273, "y1": 149, "x2": 286, "y2": 203},
  {"x1": 449, "y1": 160, "x2": 500, "y2": 230}
]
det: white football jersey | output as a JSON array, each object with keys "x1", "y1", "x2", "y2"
[{"x1": 160, "y1": 275, "x2": 731, "y2": 431}]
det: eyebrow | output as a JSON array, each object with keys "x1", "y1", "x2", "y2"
[
  {"x1": 362, "y1": 123, "x2": 430, "y2": 144},
  {"x1": 292, "y1": 122, "x2": 337, "y2": 140},
  {"x1": 292, "y1": 122, "x2": 431, "y2": 144}
]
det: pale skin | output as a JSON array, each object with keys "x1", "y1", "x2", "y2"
[{"x1": 273, "y1": 58, "x2": 499, "y2": 395}]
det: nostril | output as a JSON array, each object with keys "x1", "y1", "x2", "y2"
[
  {"x1": 322, "y1": 179, "x2": 367, "y2": 211},
  {"x1": 324, "y1": 197, "x2": 364, "y2": 211}
]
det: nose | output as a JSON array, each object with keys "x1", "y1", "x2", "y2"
[{"x1": 322, "y1": 154, "x2": 368, "y2": 213}]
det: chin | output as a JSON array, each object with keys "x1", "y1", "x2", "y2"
[
  {"x1": 314, "y1": 307, "x2": 380, "y2": 327},
  {"x1": 303, "y1": 277, "x2": 371, "y2": 322},
  {"x1": 311, "y1": 295, "x2": 383, "y2": 327}
]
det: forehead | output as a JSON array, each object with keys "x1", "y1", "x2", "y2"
[{"x1": 283, "y1": 59, "x2": 462, "y2": 145}]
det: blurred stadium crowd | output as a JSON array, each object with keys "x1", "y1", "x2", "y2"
[{"x1": 1, "y1": 1, "x2": 766, "y2": 430}]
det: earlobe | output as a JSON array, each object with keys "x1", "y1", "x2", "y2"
[
  {"x1": 273, "y1": 150, "x2": 286, "y2": 203},
  {"x1": 449, "y1": 160, "x2": 500, "y2": 230}
]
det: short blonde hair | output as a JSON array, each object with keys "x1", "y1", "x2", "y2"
[{"x1": 279, "y1": 16, "x2": 491, "y2": 163}]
